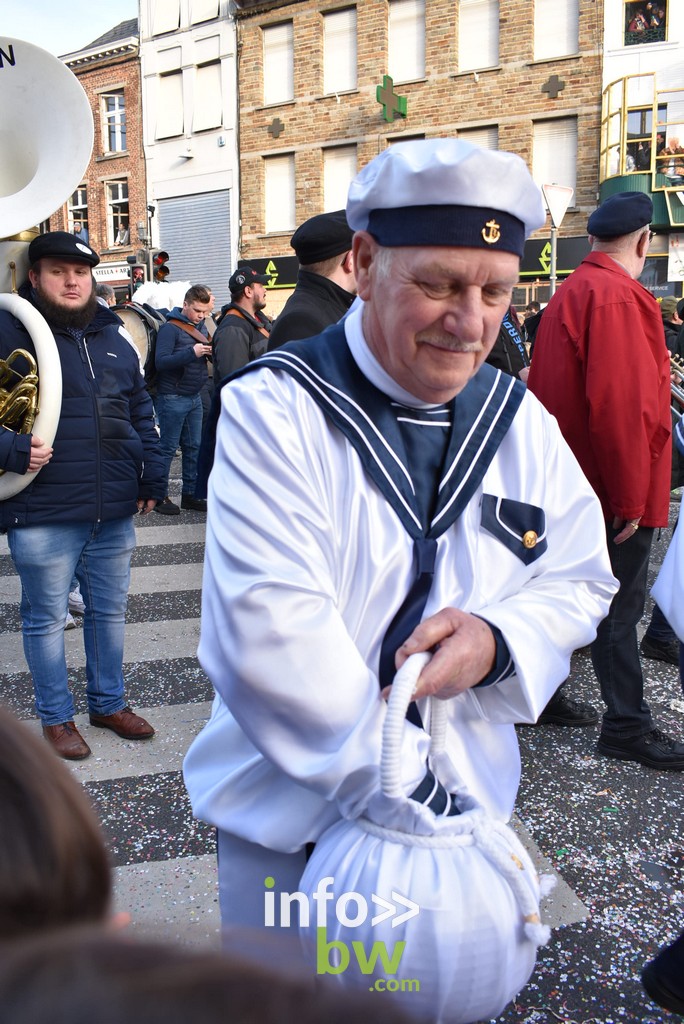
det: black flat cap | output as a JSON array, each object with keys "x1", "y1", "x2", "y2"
[
  {"x1": 291, "y1": 210, "x2": 353, "y2": 264},
  {"x1": 28, "y1": 230, "x2": 99, "y2": 267},
  {"x1": 587, "y1": 192, "x2": 653, "y2": 239}
]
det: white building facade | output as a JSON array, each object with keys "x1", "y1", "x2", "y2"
[
  {"x1": 139, "y1": 0, "x2": 238, "y2": 305},
  {"x1": 601, "y1": 0, "x2": 684, "y2": 296}
]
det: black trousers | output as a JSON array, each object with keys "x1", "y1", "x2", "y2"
[{"x1": 591, "y1": 522, "x2": 654, "y2": 738}]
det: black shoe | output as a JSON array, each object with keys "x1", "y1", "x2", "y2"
[
  {"x1": 597, "y1": 728, "x2": 684, "y2": 770},
  {"x1": 640, "y1": 634, "x2": 679, "y2": 666},
  {"x1": 154, "y1": 497, "x2": 180, "y2": 516},
  {"x1": 642, "y1": 932, "x2": 684, "y2": 1014},
  {"x1": 537, "y1": 691, "x2": 599, "y2": 727},
  {"x1": 181, "y1": 494, "x2": 207, "y2": 512}
]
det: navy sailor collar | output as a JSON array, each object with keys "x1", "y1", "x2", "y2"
[{"x1": 233, "y1": 322, "x2": 525, "y2": 541}]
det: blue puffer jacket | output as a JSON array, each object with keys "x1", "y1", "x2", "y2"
[
  {"x1": 0, "y1": 289, "x2": 165, "y2": 529},
  {"x1": 154, "y1": 306, "x2": 209, "y2": 396}
]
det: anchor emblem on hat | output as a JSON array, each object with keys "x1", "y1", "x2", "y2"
[{"x1": 481, "y1": 219, "x2": 501, "y2": 244}]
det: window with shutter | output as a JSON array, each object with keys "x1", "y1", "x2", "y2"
[
  {"x1": 193, "y1": 63, "x2": 222, "y2": 132},
  {"x1": 458, "y1": 0, "x2": 499, "y2": 72},
  {"x1": 533, "y1": 118, "x2": 578, "y2": 196},
  {"x1": 153, "y1": 0, "x2": 180, "y2": 35},
  {"x1": 324, "y1": 9, "x2": 357, "y2": 94},
  {"x1": 324, "y1": 146, "x2": 357, "y2": 212},
  {"x1": 534, "y1": 0, "x2": 579, "y2": 61},
  {"x1": 388, "y1": 0, "x2": 426, "y2": 83},
  {"x1": 156, "y1": 72, "x2": 184, "y2": 139},
  {"x1": 191, "y1": 0, "x2": 219, "y2": 24},
  {"x1": 265, "y1": 155, "x2": 295, "y2": 233},
  {"x1": 263, "y1": 23, "x2": 294, "y2": 105},
  {"x1": 457, "y1": 125, "x2": 499, "y2": 150}
]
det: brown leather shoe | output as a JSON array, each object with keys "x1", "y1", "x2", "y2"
[
  {"x1": 42, "y1": 721, "x2": 91, "y2": 760},
  {"x1": 89, "y1": 706, "x2": 155, "y2": 740}
]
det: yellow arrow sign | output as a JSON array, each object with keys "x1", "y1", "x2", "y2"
[
  {"x1": 265, "y1": 259, "x2": 279, "y2": 287},
  {"x1": 538, "y1": 242, "x2": 551, "y2": 275}
]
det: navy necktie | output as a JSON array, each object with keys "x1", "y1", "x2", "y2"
[{"x1": 378, "y1": 536, "x2": 437, "y2": 726}]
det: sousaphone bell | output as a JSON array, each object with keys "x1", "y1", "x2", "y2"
[{"x1": 0, "y1": 37, "x2": 94, "y2": 499}]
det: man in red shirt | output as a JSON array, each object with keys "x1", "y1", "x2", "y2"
[{"x1": 528, "y1": 191, "x2": 684, "y2": 769}]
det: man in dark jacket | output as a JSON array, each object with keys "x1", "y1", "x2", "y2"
[
  {"x1": 660, "y1": 295, "x2": 682, "y2": 353},
  {"x1": 486, "y1": 306, "x2": 529, "y2": 380},
  {"x1": 522, "y1": 301, "x2": 544, "y2": 356},
  {"x1": 0, "y1": 231, "x2": 164, "y2": 760},
  {"x1": 212, "y1": 267, "x2": 271, "y2": 383},
  {"x1": 154, "y1": 284, "x2": 214, "y2": 515},
  {"x1": 267, "y1": 210, "x2": 356, "y2": 350}
]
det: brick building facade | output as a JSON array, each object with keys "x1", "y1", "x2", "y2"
[
  {"x1": 53, "y1": 20, "x2": 148, "y2": 301},
  {"x1": 234, "y1": 0, "x2": 605, "y2": 306}
]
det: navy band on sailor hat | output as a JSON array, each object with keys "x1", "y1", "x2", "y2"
[
  {"x1": 346, "y1": 138, "x2": 546, "y2": 258},
  {"x1": 290, "y1": 210, "x2": 353, "y2": 264},
  {"x1": 28, "y1": 230, "x2": 99, "y2": 267},
  {"x1": 586, "y1": 191, "x2": 653, "y2": 239}
]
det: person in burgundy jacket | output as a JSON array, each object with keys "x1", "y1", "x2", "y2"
[{"x1": 528, "y1": 191, "x2": 682, "y2": 770}]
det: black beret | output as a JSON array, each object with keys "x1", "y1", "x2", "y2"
[
  {"x1": 28, "y1": 230, "x2": 99, "y2": 267},
  {"x1": 677, "y1": 298, "x2": 684, "y2": 321},
  {"x1": 586, "y1": 192, "x2": 653, "y2": 239},
  {"x1": 290, "y1": 210, "x2": 353, "y2": 264}
]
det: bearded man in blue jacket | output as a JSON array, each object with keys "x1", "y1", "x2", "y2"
[{"x1": 0, "y1": 232, "x2": 164, "y2": 760}]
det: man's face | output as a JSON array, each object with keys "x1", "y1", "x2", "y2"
[
  {"x1": 183, "y1": 299, "x2": 214, "y2": 324},
  {"x1": 249, "y1": 283, "x2": 267, "y2": 313},
  {"x1": 355, "y1": 233, "x2": 519, "y2": 403},
  {"x1": 29, "y1": 258, "x2": 93, "y2": 313}
]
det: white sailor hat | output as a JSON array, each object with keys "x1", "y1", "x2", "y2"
[{"x1": 346, "y1": 138, "x2": 546, "y2": 258}]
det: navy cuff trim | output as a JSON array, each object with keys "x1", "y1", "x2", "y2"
[{"x1": 473, "y1": 619, "x2": 514, "y2": 687}]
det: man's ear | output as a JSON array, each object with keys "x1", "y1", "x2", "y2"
[
  {"x1": 28, "y1": 268, "x2": 39, "y2": 288},
  {"x1": 341, "y1": 250, "x2": 354, "y2": 274},
  {"x1": 352, "y1": 231, "x2": 377, "y2": 302},
  {"x1": 636, "y1": 230, "x2": 650, "y2": 259}
]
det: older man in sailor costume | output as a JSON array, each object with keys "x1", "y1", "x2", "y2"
[{"x1": 184, "y1": 140, "x2": 617, "y2": 932}]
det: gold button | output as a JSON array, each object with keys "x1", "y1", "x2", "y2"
[{"x1": 523, "y1": 530, "x2": 538, "y2": 549}]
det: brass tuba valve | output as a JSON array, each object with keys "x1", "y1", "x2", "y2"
[{"x1": 0, "y1": 348, "x2": 39, "y2": 435}]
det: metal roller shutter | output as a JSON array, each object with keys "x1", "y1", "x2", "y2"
[{"x1": 157, "y1": 190, "x2": 231, "y2": 306}]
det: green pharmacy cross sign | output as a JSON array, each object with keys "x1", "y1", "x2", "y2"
[{"x1": 376, "y1": 75, "x2": 407, "y2": 123}]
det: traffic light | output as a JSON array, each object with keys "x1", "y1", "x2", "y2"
[
  {"x1": 148, "y1": 249, "x2": 170, "y2": 281},
  {"x1": 126, "y1": 253, "x2": 147, "y2": 292}
]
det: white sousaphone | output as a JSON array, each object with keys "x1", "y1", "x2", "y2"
[{"x1": 0, "y1": 37, "x2": 94, "y2": 499}]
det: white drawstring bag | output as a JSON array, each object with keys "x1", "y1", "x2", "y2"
[
  {"x1": 299, "y1": 653, "x2": 551, "y2": 1024},
  {"x1": 651, "y1": 521, "x2": 684, "y2": 641}
]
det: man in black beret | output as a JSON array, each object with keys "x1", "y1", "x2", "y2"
[
  {"x1": 267, "y1": 210, "x2": 356, "y2": 350},
  {"x1": 528, "y1": 193, "x2": 684, "y2": 768},
  {"x1": 0, "y1": 231, "x2": 164, "y2": 759}
]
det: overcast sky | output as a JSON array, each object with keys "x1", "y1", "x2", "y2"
[{"x1": 2, "y1": 0, "x2": 138, "y2": 57}]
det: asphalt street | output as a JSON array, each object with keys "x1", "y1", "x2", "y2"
[{"x1": 1, "y1": 471, "x2": 682, "y2": 1023}]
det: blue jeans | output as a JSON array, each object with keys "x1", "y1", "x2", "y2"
[
  {"x1": 645, "y1": 602, "x2": 678, "y2": 643},
  {"x1": 155, "y1": 392, "x2": 202, "y2": 495},
  {"x1": 8, "y1": 518, "x2": 136, "y2": 726},
  {"x1": 591, "y1": 523, "x2": 654, "y2": 738}
]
